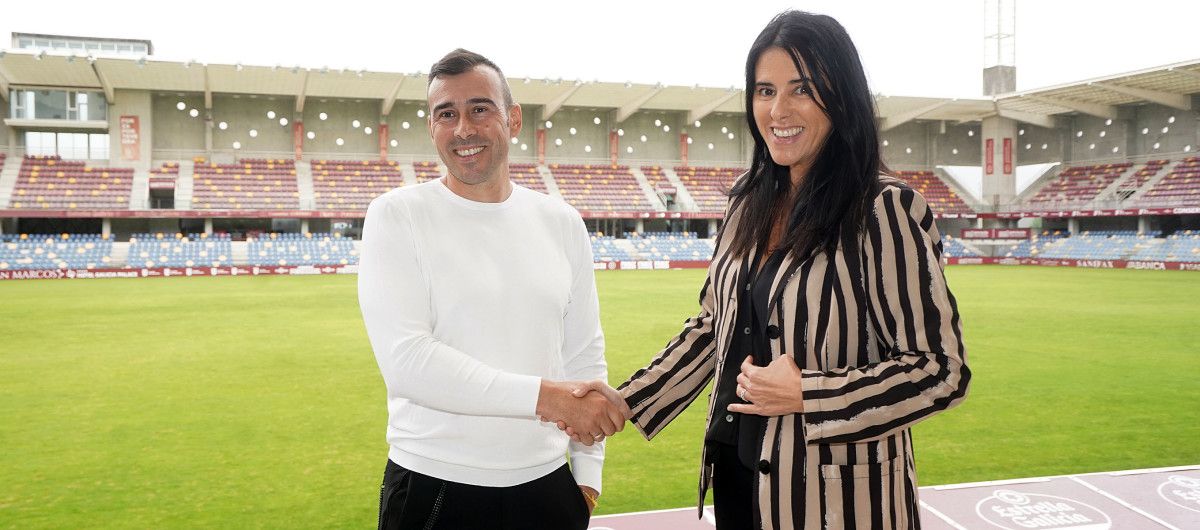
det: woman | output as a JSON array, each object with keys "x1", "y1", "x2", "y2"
[{"x1": 580, "y1": 10, "x2": 970, "y2": 530}]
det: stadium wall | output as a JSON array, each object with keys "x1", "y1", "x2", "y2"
[
  {"x1": 541, "y1": 107, "x2": 612, "y2": 161},
  {"x1": 1132, "y1": 101, "x2": 1198, "y2": 155},
  {"x1": 1, "y1": 98, "x2": 10, "y2": 150},
  {"x1": 1012, "y1": 123, "x2": 1065, "y2": 165},
  {"x1": 107, "y1": 89, "x2": 153, "y2": 169},
  {"x1": 614, "y1": 110, "x2": 683, "y2": 160},
  {"x1": 381, "y1": 100, "x2": 440, "y2": 158},
  {"x1": 152, "y1": 93, "x2": 206, "y2": 152},
  {"x1": 879, "y1": 121, "x2": 983, "y2": 168},
  {"x1": 211, "y1": 94, "x2": 294, "y2": 157},
  {"x1": 685, "y1": 112, "x2": 747, "y2": 164}
]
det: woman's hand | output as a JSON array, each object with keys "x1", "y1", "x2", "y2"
[{"x1": 727, "y1": 355, "x2": 805, "y2": 416}]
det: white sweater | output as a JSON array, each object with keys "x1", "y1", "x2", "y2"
[{"x1": 358, "y1": 179, "x2": 606, "y2": 492}]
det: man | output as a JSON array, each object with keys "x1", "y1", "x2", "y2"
[{"x1": 358, "y1": 48, "x2": 626, "y2": 530}]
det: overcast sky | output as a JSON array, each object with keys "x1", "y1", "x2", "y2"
[{"x1": 3, "y1": 0, "x2": 1198, "y2": 99}]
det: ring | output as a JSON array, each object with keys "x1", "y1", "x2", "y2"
[
  {"x1": 738, "y1": 387, "x2": 747, "y2": 400},
  {"x1": 592, "y1": 434, "x2": 604, "y2": 441}
]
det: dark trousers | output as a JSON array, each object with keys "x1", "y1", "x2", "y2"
[
  {"x1": 378, "y1": 459, "x2": 591, "y2": 530},
  {"x1": 711, "y1": 442, "x2": 759, "y2": 530}
]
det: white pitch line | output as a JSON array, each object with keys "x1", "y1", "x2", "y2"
[
  {"x1": 919, "y1": 500, "x2": 970, "y2": 530},
  {"x1": 929, "y1": 476, "x2": 1052, "y2": 490},
  {"x1": 1068, "y1": 476, "x2": 1180, "y2": 530},
  {"x1": 1107, "y1": 465, "x2": 1200, "y2": 476}
]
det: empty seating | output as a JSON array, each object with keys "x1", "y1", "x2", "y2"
[
  {"x1": 1038, "y1": 231, "x2": 1161, "y2": 261},
  {"x1": 0, "y1": 233, "x2": 115, "y2": 270},
  {"x1": 673, "y1": 166, "x2": 742, "y2": 212},
  {"x1": 126, "y1": 233, "x2": 232, "y2": 268},
  {"x1": 640, "y1": 166, "x2": 677, "y2": 194},
  {"x1": 894, "y1": 170, "x2": 974, "y2": 215},
  {"x1": 1028, "y1": 163, "x2": 1131, "y2": 208},
  {"x1": 509, "y1": 163, "x2": 547, "y2": 193},
  {"x1": 550, "y1": 164, "x2": 652, "y2": 211},
  {"x1": 149, "y1": 162, "x2": 180, "y2": 190},
  {"x1": 311, "y1": 159, "x2": 404, "y2": 210},
  {"x1": 624, "y1": 232, "x2": 716, "y2": 261},
  {"x1": 591, "y1": 235, "x2": 634, "y2": 262},
  {"x1": 1004, "y1": 230, "x2": 1070, "y2": 258},
  {"x1": 1116, "y1": 159, "x2": 1168, "y2": 194},
  {"x1": 246, "y1": 232, "x2": 358, "y2": 266},
  {"x1": 941, "y1": 235, "x2": 981, "y2": 257},
  {"x1": 191, "y1": 158, "x2": 299, "y2": 210},
  {"x1": 414, "y1": 161, "x2": 442, "y2": 183},
  {"x1": 1128, "y1": 230, "x2": 1200, "y2": 262},
  {"x1": 1139, "y1": 156, "x2": 1200, "y2": 207},
  {"x1": 9, "y1": 155, "x2": 133, "y2": 210}
]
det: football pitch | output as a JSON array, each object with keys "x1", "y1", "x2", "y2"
[{"x1": 1, "y1": 267, "x2": 1197, "y2": 528}]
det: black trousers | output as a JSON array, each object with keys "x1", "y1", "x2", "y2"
[
  {"x1": 711, "y1": 442, "x2": 759, "y2": 530},
  {"x1": 378, "y1": 459, "x2": 591, "y2": 530}
]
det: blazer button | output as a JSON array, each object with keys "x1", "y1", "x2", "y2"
[
  {"x1": 766, "y1": 325, "x2": 781, "y2": 339},
  {"x1": 757, "y1": 459, "x2": 771, "y2": 475}
]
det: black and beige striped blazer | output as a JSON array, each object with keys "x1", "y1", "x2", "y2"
[{"x1": 618, "y1": 177, "x2": 970, "y2": 530}]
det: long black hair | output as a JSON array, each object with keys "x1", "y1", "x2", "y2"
[{"x1": 728, "y1": 10, "x2": 888, "y2": 260}]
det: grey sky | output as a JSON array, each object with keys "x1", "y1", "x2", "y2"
[{"x1": 3, "y1": 0, "x2": 1198, "y2": 99}]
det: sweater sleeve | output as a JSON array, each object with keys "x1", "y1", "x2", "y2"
[
  {"x1": 799, "y1": 186, "x2": 970, "y2": 444},
  {"x1": 558, "y1": 213, "x2": 607, "y2": 494},
  {"x1": 357, "y1": 195, "x2": 542, "y2": 417}
]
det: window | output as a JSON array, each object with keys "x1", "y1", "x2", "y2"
[
  {"x1": 89, "y1": 134, "x2": 109, "y2": 160},
  {"x1": 25, "y1": 132, "x2": 56, "y2": 157}
]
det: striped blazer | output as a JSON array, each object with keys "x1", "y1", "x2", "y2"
[{"x1": 618, "y1": 177, "x2": 970, "y2": 530}]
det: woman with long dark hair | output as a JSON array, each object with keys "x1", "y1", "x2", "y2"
[{"x1": 576, "y1": 10, "x2": 971, "y2": 529}]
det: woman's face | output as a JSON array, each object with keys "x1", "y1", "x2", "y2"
[{"x1": 752, "y1": 46, "x2": 832, "y2": 177}]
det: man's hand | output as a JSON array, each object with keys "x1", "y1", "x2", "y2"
[
  {"x1": 579, "y1": 485, "x2": 598, "y2": 515},
  {"x1": 535, "y1": 380, "x2": 626, "y2": 446},
  {"x1": 552, "y1": 380, "x2": 632, "y2": 445},
  {"x1": 726, "y1": 355, "x2": 805, "y2": 416}
]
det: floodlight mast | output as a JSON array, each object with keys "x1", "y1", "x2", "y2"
[{"x1": 983, "y1": 0, "x2": 1016, "y2": 96}]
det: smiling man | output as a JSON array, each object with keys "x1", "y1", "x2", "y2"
[{"x1": 357, "y1": 49, "x2": 627, "y2": 530}]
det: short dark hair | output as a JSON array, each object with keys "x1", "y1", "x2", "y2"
[{"x1": 428, "y1": 48, "x2": 514, "y2": 108}]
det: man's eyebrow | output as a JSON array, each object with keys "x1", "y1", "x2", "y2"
[
  {"x1": 467, "y1": 97, "x2": 497, "y2": 107},
  {"x1": 431, "y1": 101, "x2": 454, "y2": 113}
]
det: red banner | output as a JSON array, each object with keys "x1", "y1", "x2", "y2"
[
  {"x1": 379, "y1": 124, "x2": 389, "y2": 160},
  {"x1": 1003, "y1": 137, "x2": 1013, "y2": 174},
  {"x1": 680, "y1": 133, "x2": 689, "y2": 166},
  {"x1": 985, "y1": 138, "x2": 994, "y2": 175},
  {"x1": 119, "y1": 116, "x2": 140, "y2": 161},
  {"x1": 293, "y1": 121, "x2": 304, "y2": 161},
  {"x1": 0, "y1": 264, "x2": 360, "y2": 281}
]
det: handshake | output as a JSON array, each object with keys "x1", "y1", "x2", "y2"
[{"x1": 536, "y1": 380, "x2": 633, "y2": 446}]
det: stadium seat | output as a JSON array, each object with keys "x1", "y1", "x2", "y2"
[
  {"x1": 1139, "y1": 156, "x2": 1200, "y2": 207},
  {"x1": 311, "y1": 159, "x2": 405, "y2": 210},
  {"x1": 894, "y1": 170, "x2": 975, "y2": 216},
  {"x1": 191, "y1": 158, "x2": 299, "y2": 210},
  {"x1": 0, "y1": 233, "x2": 115, "y2": 270},
  {"x1": 9, "y1": 155, "x2": 134, "y2": 210},
  {"x1": 550, "y1": 164, "x2": 652, "y2": 212}
]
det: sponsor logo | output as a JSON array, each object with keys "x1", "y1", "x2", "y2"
[
  {"x1": 1179, "y1": 262, "x2": 1200, "y2": 271},
  {"x1": 1158, "y1": 475, "x2": 1200, "y2": 513},
  {"x1": 592, "y1": 262, "x2": 607, "y2": 270},
  {"x1": 653, "y1": 260, "x2": 670, "y2": 270},
  {"x1": 957, "y1": 258, "x2": 984, "y2": 265},
  {"x1": 997, "y1": 229, "x2": 1029, "y2": 238},
  {"x1": 273, "y1": 267, "x2": 291, "y2": 275},
  {"x1": 1138, "y1": 209, "x2": 1151, "y2": 215},
  {"x1": 1075, "y1": 260, "x2": 1114, "y2": 269},
  {"x1": 999, "y1": 258, "x2": 1021, "y2": 266},
  {"x1": 252, "y1": 266, "x2": 263, "y2": 275},
  {"x1": 211, "y1": 267, "x2": 228, "y2": 276},
  {"x1": 636, "y1": 261, "x2": 654, "y2": 270},
  {"x1": 976, "y1": 489, "x2": 1111, "y2": 530},
  {"x1": 1126, "y1": 261, "x2": 1166, "y2": 270},
  {"x1": 337, "y1": 265, "x2": 359, "y2": 274},
  {"x1": 292, "y1": 266, "x2": 320, "y2": 276},
  {"x1": 1174, "y1": 207, "x2": 1200, "y2": 214}
]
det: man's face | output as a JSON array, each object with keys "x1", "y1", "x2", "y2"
[{"x1": 427, "y1": 66, "x2": 522, "y2": 186}]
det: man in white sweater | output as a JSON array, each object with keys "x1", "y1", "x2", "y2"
[{"x1": 358, "y1": 49, "x2": 629, "y2": 530}]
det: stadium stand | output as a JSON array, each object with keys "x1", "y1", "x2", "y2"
[
  {"x1": 509, "y1": 163, "x2": 548, "y2": 193},
  {"x1": 9, "y1": 155, "x2": 133, "y2": 210},
  {"x1": 191, "y1": 158, "x2": 299, "y2": 210},
  {"x1": 126, "y1": 233, "x2": 232, "y2": 268},
  {"x1": 942, "y1": 235, "x2": 982, "y2": 257},
  {"x1": 0, "y1": 233, "x2": 115, "y2": 270},
  {"x1": 1027, "y1": 162, "x2": 1132, "y2": 207},
  {"x1": 591, "y1": 234, "x2": 635, "y2": 262},
  {"x1": 246, "y1": 232, "x2": 357, "y2": 266},
  {"x1": 625, "y1": 232, "x2": 716, "y2": 261},
  {"x1": 673, "y1": 166, "x2": 741, "y2": 212},
  {"x1": 894, "y1": 170, "x2": 974, "y2": 215},
  {"x1": 1004, "y1": 230, "x2": 1070, "y2": 258},
  {"x1": 1115, "y1": 159, "x2": 1168, "y2": 195},
  {"x1": 640, "y1": 166, "x2": 677, "y2": 194},
  {"x1": 1129, "y1": 230, "x2": 1200, "y2": 262},
  {"x1": 414, "y1": 161, "x2": 442, "y2": 183},
  {"x1": 311, "y1": 159, "x2": 404, "y2": 210},
  {"x1": 1038, "y1": 230, "x2": 1163, "y2": 261},
  {"x1": 549, "y1": 164, "x2": 653, "y2": 211},
  {"x1": 1139, "y1": 156, "x2": 1200, "y2": 206}
]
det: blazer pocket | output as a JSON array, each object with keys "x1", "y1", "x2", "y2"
[{"x1": 818, "y1": 457, "x2": 910, "y2": 530}]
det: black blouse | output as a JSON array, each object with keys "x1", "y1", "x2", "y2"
[{"x1": 705, "y1": 246, "x2": 787, "y2": 470}]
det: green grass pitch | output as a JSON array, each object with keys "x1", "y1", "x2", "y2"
[{"x1": 1, "y1": 267, "x2": 1197, "y2": 528}]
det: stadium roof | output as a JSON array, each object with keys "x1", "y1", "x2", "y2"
[{"x1": 1, "y1": 49, "x2": 1197, "y2": 129}]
